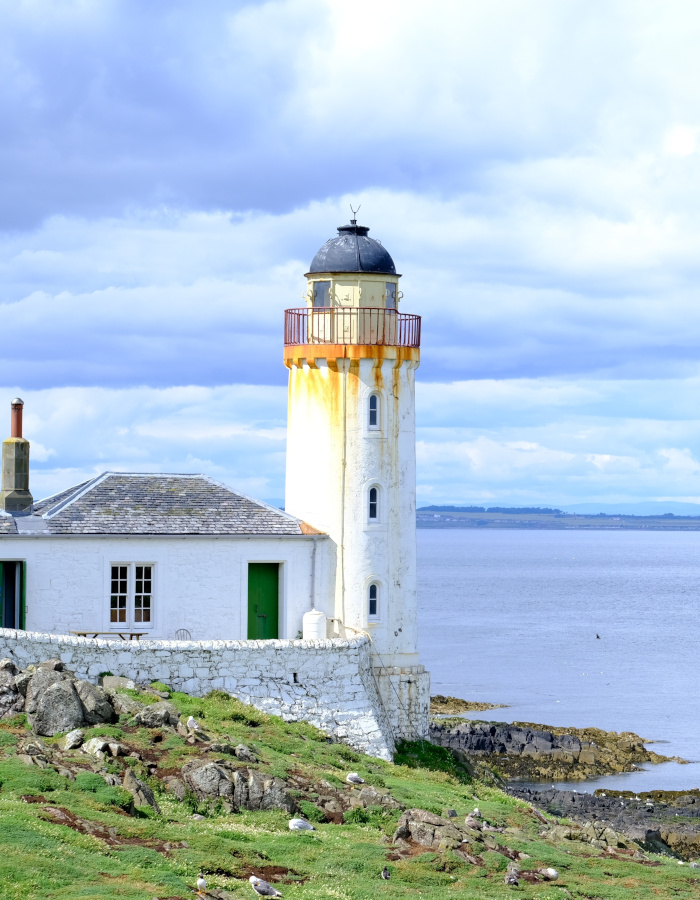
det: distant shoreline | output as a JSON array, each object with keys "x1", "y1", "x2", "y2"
[{"x1": 417, "y1": 509, "x2": 700, "y2": 531}]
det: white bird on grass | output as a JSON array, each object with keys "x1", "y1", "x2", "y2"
[
  {"x1": 381, "y1": 866, "x2": 390, "y2": 880},
  {"x1": 288, "y1": 817, "x2": 315, "y2": 831},
  {"x1": 196, "y1": 872, "x2": 207, "y2": 895},
  {"x1": 250, "y1": 875, "x2": 283, "y2": 897},
  {"x1": 346, "y1": 772, "x2": 365, "y2": 785},
  {"x1": 187, "y1": 715, "x2": 201, "y2": 731},
  {"x1": 472, "y1": 807, "x2": 481, "y2": 818}
]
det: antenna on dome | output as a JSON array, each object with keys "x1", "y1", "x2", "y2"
[{"x1": 349, "y1": 203, "x2": 361, "y2": 225}]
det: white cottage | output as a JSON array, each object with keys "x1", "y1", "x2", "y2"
[
  {"x1": 0, "y1": 466, "x2": 331, "y2": 640},
  {"x1": 0, "y1": 220, "x2": 430, "y2": 744}
]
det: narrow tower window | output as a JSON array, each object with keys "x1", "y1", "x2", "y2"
[
  {"x1": 368, "y1": 393, "x2": 379, "y2": 429},
  {"x1": 369, "y1": 486, "x2": 378, "y2": 520},
  {"x1": 313, "y1": 281, "x2": 330, "y2": 308},
  {"x1": 368, "y1": 583, "x2": 379, "y2": 620},
  {"x1": 385, "y1": 283, "x2": 397, "y2": 309}
]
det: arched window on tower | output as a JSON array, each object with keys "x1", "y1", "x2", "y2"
[
  {"x1": 369, "y1": 486, "x2": 378, "y2": 521},
  {"x1": 368, "y1": 583, "x2": 379, "y2": 620},
  {"x1": 368, "y1": 393, "x2": 380, "y2": 430}
]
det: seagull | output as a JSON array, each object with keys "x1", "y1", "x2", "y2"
[
  {"x1": 288, "y1": 817, "x2": 315, "y2": 831},
  {"x1": 250, "y1": 875, "x2": 282, "y2": 897},
  {"x1": 346, "y1": 772, "x2": 365, "y2": 785},
  {"x1": 196, "y1": 873, "x2": 207, "y2": 895},
  {"x1": 596, "y1": 634, "x2": 600, "y2": 639},
  {"x1": 472, "y1": 807, "x2": 481, "y2": 818},
  {"x1": 381, "y1": 867, "x2": 390, "y2": 880},
  {"x1": 504, "y1": 870, "x2": 519, "y2": 885},
  {"x1": 187, "y1": 715, "x2": 201, "y2": 731}
]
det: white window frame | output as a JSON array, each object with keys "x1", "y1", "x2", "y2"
[
  {"x1": 368, "y1": 484, "x2": 380, "y2": 523},
  {"x1": 109, "y1": 562, "x2": 155, "y2": 631}
]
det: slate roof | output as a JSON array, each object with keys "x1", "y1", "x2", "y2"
[{"x1": 1, "y1": 473, "x2": 306, "y2": 536}]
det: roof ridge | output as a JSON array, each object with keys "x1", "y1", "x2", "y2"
[{"x1": 43, "y1": 472, "x2": 112, "y2": 519}]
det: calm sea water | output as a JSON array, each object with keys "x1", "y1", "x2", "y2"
[{"x1": 417, "y1": 528, "x2": 700, "y2": 793}]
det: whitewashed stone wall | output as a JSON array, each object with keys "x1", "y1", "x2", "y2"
[{"x1": 0, "y1": 627, "x2": 395, "y2": 760}]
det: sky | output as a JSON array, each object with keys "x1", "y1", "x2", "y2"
[{"x1": 4, "y1": 0, "x2": 700, "y2": 509}]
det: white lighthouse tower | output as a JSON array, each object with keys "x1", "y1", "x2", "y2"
[{"x1": 284, "y1": 218, "x2": 429, "y2": 740}]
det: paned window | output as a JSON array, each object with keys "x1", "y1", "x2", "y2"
[
  {"x1": 110, "y1": 565, "x2": 128, "y2": 623},
  {"x1": 385, "y1": 283, "x2": 397, "y2": 309},
  {"x1": 368, "y1": 393, "x2": 379, "y2": 429},
  {"x1": 110, "y1": 564, "x2": 153, "y2": 628},
  {"x1": 313, "y1": 280, "x2": 331, "y2": 307},
  {"x1": 369, "y1": 486, "x2": 378, "y2": 520},
  {"x1": 368, "y1": 583, "x2": 379, "y2": 619},
  {"x1": 134, "y1": 565, "x2": 152, "y2": 623}
]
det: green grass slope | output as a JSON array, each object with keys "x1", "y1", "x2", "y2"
[{"x1": 0, "y1": 686, "x2": 696, "y2": 900}]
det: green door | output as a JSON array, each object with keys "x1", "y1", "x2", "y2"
[
  {"x1": 247, "y1": 563, "x2": 279, "y2": 639},
  {"x1": 0, "y1": 561, "x2": 25, "y2": 630}
]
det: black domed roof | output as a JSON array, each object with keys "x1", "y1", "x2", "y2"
[{"x1": 308, "y1": 222, "x2": 397, "y2": 275}]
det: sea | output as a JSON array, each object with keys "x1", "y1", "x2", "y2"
[{"x1": 417, "y1": 527, "x2": 700, "y2": 794}]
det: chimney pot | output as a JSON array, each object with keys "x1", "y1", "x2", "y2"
[{"x1": 10, "y1": 398, "x2": 23, "y2": 439}]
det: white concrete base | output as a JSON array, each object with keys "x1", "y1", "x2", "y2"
[{"x1": 372, "y1": 664, "x2": 430, "y2": 742}]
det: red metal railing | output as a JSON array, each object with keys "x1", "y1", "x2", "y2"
[{"x1": 284, "y1": 307, "x2": 421, "y2": 348}]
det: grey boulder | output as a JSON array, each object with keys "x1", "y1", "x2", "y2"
[
  {"x1": 0, "y1": 659, "x2": 23, "y2": 719},
  {"x1": 30, "y1": 680, "x2": 85, "y2": 736},
  {"x1": 134, "y1": 701, "x2": 180, "y2": 728},
  {"x1": 123, "y1": 767, "x2": 160, "y2": 812},
  {"x1": 180, "y1": 760, "x2": 296, "y2": 813},
  {"x1": 181, "y1": 760, "x2": 234, "y2": 800},
  {"x1": 75, "y1": 680, "x2": 115, "y2": 725}
]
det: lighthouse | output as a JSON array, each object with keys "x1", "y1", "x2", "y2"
[{"x1": 284, "y1": 218, "x2": 429, "y2": 739}]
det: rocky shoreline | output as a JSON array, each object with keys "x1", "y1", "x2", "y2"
[
  {"x1": 430, "y1": 716, "x2": 684, "y2": 781},
  {"x1": 507, "y1": 785, "x2": 700, "y2": 860}
]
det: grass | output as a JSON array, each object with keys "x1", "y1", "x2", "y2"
[{"x1": 0, "y1": 687, "x2": 696, "y2": 900}]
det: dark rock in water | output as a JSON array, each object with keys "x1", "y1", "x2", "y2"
[
  {"x1": 430, "y1": 719, "x2": 677, "y2": 780},
  {"x1": 508, "y1": 785, "x2": 700, "y2": 860}
]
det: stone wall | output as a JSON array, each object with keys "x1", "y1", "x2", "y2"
[{"x1": 0, "y1": 627, "x2": 395, "y2": 760}]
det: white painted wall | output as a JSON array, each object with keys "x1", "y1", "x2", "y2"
[
  {"x1": 0, "y1": 627, "x2": 395, "y2": 759},
  {"x1": 285, "y1": 351, "x2": 420, "y2": 668},
  {"x1": 0, "y1": 534, "x2": 334, "y2": 641}
]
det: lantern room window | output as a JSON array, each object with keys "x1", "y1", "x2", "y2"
[
  {"x1": 385, "y1": 283, "x2": 396, "y2": 309},
  {"x1": 312, "y1": 280, "x2": 331, "y2": 308}
]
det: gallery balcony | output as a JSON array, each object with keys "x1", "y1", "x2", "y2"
[{"x1": 284, "y1": 307, "x2": 421, "y2": 348}]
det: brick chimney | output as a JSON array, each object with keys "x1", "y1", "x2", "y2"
[{"x1": 0, "y1": 398, "x2": 33, "y2": 515}]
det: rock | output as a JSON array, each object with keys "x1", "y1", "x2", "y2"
[
  {"x1": 181, "y1": 760, "x2": 234, "y2": 800},
  {"x1": 180, "y1": 761, "x2": 297, "y2": 813},
  {"x1": 123, "y1": 767, "x2": 160, "y2": 812},
  {"x1": 464, "y1": 815, "x2": 482, "y2": 830},
  {"x1": 82, "y1": 737, "x2": 109, "y2": 757},
  {"x1": 75, "y1": 681, "x2": 115, "y2": 725},
  {"x1": 61, "y1": 728, "x2": 85, "y2": 750},
  {"x1": 25, "y1": 668, "x2": 69, "y2": 716},
  {"x1": 13, "y1": 671, "x2": 32, "y2": 697},
  {"x1": 30, "y1": 680, "x2": 85, "y2": 736},
  {"x1": 0, "y1": 659, "x2": 23, "y2": 718},
  {"x1": 134, "y1": 701, "x2": 180, "y2": 728},
  {"x1": 352, "y1": 784, "x2": 404, "y2": 810},
  {"x1": 393, "y1": 808, "x2": 466, "y2": 849},
  {"x1": 107, "y1": 691, "x2": 145, "y2": 717},
  {"x1": 539, "y1": 867, "x2": 559, "y2": 880},
  {"x1": 163, "y1": 776, "x2": 187, "y2": 801},
  {"x1": 234, "y1": 743, "x2": 258, "y2": 763},
  {"x1": 107, "y1": 741, "x2": 129, "y2": 757},
  {"x1": 56, "y1": 766, "x2": 75, "y2": 781},
  {"x1": 101, "y1": 675, "x2": 135, "y2": 691},
  {"x1": 176, "y1": 720, "x2": 189, "y2": 737},
  {"x1": 103, "y1": 774, "x2": 120, "y2": 786},
  {"x1": 37, "y1": 658, "x2": 65, "y2": 671}
]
